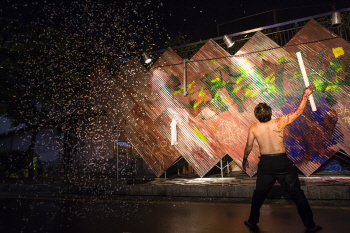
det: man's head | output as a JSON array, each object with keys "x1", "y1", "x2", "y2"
[{"x1": 254, "y1": 103, "x2": 272, "y2": 122}]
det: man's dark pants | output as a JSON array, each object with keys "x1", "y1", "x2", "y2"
[{"x1": 248, "y1": 153, "x2": 316, "y2": 229}]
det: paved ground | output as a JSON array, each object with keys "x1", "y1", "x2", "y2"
[
  {"x1": 1, "y1": 195, "x2": 350, "y2": 233},
  {"x1": 1, "y1": 171, "x2": 350, "y2": 232},
  {"x1": 1, "y1": 171, "x2": 350, "y2": 200}
]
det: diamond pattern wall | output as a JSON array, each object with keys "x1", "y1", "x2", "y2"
[{"x1": 91, "y1": 19, "x2": 350, "y2": 177}]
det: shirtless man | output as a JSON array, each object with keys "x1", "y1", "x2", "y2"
[{"x1": 243, "y1": 85, "x2": 322, "y2": 232}]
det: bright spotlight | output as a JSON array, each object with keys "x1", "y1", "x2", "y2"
[
  {"x1": 223, "y1": 34, "x2": 234, "y2": 48},
  {"x1": 142, "y1": 52, "x2": 152, "y2": 64}
]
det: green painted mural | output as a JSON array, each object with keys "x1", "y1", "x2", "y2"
[{"x1": 91, "y1": 19, "x2": 350, "y2": 177}]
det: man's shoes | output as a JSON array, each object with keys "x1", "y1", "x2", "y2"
[
  {"x1": 244, "y1": 220, "x2": 258, "y2": 229},
  {"x1": 306, "y1": 225, "x2": 322, "y2": 232}
]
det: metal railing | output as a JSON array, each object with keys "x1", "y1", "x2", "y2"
[{"x1": 151, "y1": 8, "x2": 350, "y2": 60}]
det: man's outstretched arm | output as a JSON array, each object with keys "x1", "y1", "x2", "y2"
[{"x1": 278, "y1": 85, "x2": 313, "y2": 126}]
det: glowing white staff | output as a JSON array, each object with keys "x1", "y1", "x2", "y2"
[
  {"x1": 170, "y1": 118, "x2": 178, "y2": 146},
  {"x1": 296, "y1": 52, "x2": 317, "y2": 112}
]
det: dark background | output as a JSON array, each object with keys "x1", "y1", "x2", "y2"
[
  {"x1": 162, "y1": 0, "x2": 350, "y2": 41},
  {"x1": 1, "y1": 0, "x2": 350, "y2": 51}
]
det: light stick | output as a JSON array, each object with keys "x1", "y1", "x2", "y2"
[{"x1": 296, "y1": 52, "x2": 317, "y2": 111}]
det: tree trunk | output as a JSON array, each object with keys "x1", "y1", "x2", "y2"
[
  {"x1": 27, "y1": 128, "x2": 38, "y2": 179},
  {"x1": 63, "y1": 116, "x2": 79, "y2": 175}
]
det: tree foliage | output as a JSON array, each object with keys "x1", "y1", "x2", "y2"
[
  {"x1": 0, "y1": 18, "x2": 116, "y2": 177},
  {"x1": 0, "y1": 18, "x2": 116, "y2": 125},
  {"x1": 164, "y1": 32, "x2": 196, "y2": 59},
  {"x1": 0, "y1": 0, "x2": 164, "y2": 178}
]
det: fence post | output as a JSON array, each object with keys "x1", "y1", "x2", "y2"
[{"x1": 183, "y1": 59, "x2": 189, "y2": 96}]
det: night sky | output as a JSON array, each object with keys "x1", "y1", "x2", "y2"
[
  {"x1": 162, "y1": 0, "x2": 350, "y2": 41},
  {"x1": 1, "y1": 0, "x2": 349, "y2": 53}
]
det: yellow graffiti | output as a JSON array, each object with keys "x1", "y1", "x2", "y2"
[
  {"x1": 244, "y1": 88, "x2": 259, "y2": 97},
  {"x1": 188, "y1": 81, "x2": 195, "y2": 94},
  {"x1": 336, "y1": 106, "x2": 350, "y2": 116},
  {"x1": 160, "y1": 141, "x2": 167, "y2": 147},
  {"x1": 264, "y1": 72, "x2": 275, "y2": 83},
  {"x1": 174, "y1": 87, "x2": 184, "y2": 95},
  {"x1": 332, "y1": 47, "x2": 344, "y2": 58},
  {"x1": 151, "y1": 141, "x2": 175, "y2": 172},
  {"x1": 344, "y1": 116, "x2": 350, "y2": 126},
  {"x1": 336, "y1": 106, "x2": 350, "y2": 127}
]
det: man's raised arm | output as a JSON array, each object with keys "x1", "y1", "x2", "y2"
[{"x1": 278, "y1": 85, "x2": 313, "y2": 127}]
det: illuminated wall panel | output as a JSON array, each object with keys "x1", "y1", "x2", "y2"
[
  {"x1": 283, "y1": 19, "x2": 350, "y2": 176},
  {"x1": 91, "y1": 19, "x2": 349, "y2": 177}
]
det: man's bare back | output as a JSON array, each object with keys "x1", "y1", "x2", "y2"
[
  {"x1": 249, "y1": 117, "x2": 287, "y2": 154},
  {"x1": 243, "y1": 85, "x2": 313, "y2": 163}
]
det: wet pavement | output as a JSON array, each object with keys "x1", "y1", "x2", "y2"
[
  {"x1": 1, "y1": 171, "x2": 350, "y2": 199},
  {"x1": 1, "y1": 196, "x2": 350, "y2": 233},
  {"x1": 1, "y1": 171, "x2": 350, "y2": 232}
]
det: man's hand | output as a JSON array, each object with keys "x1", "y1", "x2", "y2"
[
  {"x1": 303, "y1": 85, "x2": 313, "y2": 97},
  {"x1": 242, "y1": 158, "x2": 247, "y2": 171}
]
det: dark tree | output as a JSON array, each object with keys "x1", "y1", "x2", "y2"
[{"x1": 0, "y1": 18, "x2": 114, "y2": 178}]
